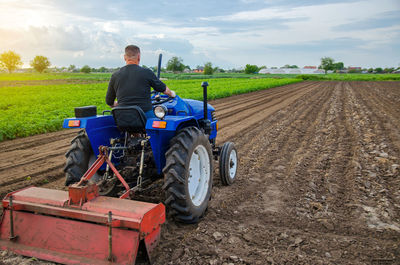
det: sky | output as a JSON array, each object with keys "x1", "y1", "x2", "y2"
[{"x1": 0, "y1": 0, "x2": 399, "y2": 69}]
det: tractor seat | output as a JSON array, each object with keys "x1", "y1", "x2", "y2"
[{"x1": 112, "y1": 106, "x2": 147, "y2": 134}]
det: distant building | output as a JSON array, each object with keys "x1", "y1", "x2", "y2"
[
  {"x1": 259, "y1": 68, "x2": 324, "y2": 74},
  {"x1": 289, "y1": 69, "x2": 301, "y2": 74},
  {"x1": 258, "y1": 69, "x2": 269, "y2": 74},
  {"x1": 348, "y1": 66, "x2": 361, "y2": 70},
  {"x1": 303, "y1": 66, "x2": 317, "y2": 69},
  {"x1": 313, "y1": 69, "x2": 325, "y2": 74},
  {"x1": 193, "y1": 67, "x2": 204, "y2": 73}
]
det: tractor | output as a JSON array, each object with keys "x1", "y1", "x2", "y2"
[
  {"x1": 62, "y1": 61, "x2": 238, "y2": 224},
  {"x1": 0, "y1": 56, "x2": 238, "y2": 264}
]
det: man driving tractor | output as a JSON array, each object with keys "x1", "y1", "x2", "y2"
[{"x1": 105, "y1": 45, "x2": 176, "y2": 119}]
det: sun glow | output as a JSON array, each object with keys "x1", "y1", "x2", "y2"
[{"x1": 0, "y1": 2, "x2": 54, "y2": 29}]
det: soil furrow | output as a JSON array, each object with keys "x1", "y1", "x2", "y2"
[
  {"x1": 0, "y1": 167, "x2": 65, "y2": 197},
  {"x1": 214, "y1": 81, "x2": 312, "y2": 116},
  {"x1": 0, "y1": 145, "x2": 69, "y2": 173},
  {"x1": 217, "y1": 82, "x2": 319, "y2": 143},
  {"x1": 283, "y1": 82, "x2": 340, "y2": 219},
  {"x1": 211, "y1": 81, "x2": 332, "y2": 224},
  {"x1": 345, "y1": 82, "x2": 400, "y2": 227},
  {"x1": 212, "y1": 81, "x2": 311, "y2": 111},
  {"x1": 0, "y1": 129, "x2": 78, "y2": 152},
  {"x1": 216, "y1": 82, "x2": 315, "y2": 120}
]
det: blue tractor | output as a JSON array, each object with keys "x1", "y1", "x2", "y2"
[{"x1": 62, "y1": 59, "x2": 237, "y2": 223}]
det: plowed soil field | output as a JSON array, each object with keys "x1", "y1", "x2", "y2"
[{"x1": 1, "y1": 81, "x2": 399, "y2": 264}]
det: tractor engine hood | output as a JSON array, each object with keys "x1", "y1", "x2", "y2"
[{"x1": 182, "y1": 99, "x2": 215, "y2": 120}]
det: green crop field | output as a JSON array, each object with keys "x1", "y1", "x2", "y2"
[
  {"x1": 0, "y1": 74, "x2": 301, "y2": 141},
  {"x1": 0, "y1": 73, "x2": 111, "y2": 81}
]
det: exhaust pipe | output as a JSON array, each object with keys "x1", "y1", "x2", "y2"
[
  {"x1": 202, "y1": 81, "x2": 208, "y2": 120},
  {"x1": 157, "y1": 54, "x2": 162, "y2": 79},
  {"x1": 201, "y1": 81, "x2": 211, "y2": 135}
]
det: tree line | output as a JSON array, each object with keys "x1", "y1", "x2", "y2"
[
  {"x1": 319, "y1": 57, "x2": 398, "y2": 73},
  {"x1": 1, "y1": 51, "x2": 398, "y2": 75},
  {"x1": 164, "y1": 57, "x2": 218, "y2": 75},
  {"x1": 0, "y1": 51, "x2": 50, "y2": 73},
  {"x1": 0, "y1": 51, "x2": 97, "y2": 74}
]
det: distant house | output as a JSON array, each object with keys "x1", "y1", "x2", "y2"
[
  {"x1": 303, "y1": 66, "x2": 317, "y2": 69},
  {"x1": 193, "y1": 67, "x2": 204, "y2": 73},
  {"x1": 348, "y1": 67, "x2": 361, "y2": 71},
  {"x1": 347, "y1": 66, "x2": 362, "y2": 73}
]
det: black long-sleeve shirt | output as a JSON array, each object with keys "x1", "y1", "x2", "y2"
[{"x1": 106, "y1": 64, "x2": 166, "y2": 112}]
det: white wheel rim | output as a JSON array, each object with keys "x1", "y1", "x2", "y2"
[
  {"x1": 229, "y1": 149, "x2": 237, "y2": 180},
  {"x1": 188, "y1": 145, "x2": 210, "y2": 206}
]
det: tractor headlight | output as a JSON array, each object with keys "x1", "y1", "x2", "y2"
[{"x1": 154, "y1": 105, "x2": 168, "y2": 119}]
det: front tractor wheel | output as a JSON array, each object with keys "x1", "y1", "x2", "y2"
[
  {"x1": 163, "y1": 127, "x2": 213, "y2": 223},
  {"x1": 64, "y1": 130, "x2": 117, "y2": 196},
  {"x1": 219, "y1": 142, "x2": 238, "y2": 186}
]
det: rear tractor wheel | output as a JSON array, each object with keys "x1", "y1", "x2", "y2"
[
  {"x1": 64, "y1": 130, "x2": 118, "y2": 196},
  {"x1": 163, "y1": 127, "x2": 213, "y2": 223}
]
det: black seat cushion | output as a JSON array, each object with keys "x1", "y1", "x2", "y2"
[
  {"x1": 112, "y1": 106, "x2": 147, "y2": 134},
  {"x1": 75, "y1": 105, "x2": 97, "y2": 117}
]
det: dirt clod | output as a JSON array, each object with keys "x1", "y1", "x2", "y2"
[{"x1": 213, "y1": 232, "x2": 223, "y2": 242}]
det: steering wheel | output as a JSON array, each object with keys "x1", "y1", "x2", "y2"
[{"x1": 151, "y1": 90, "x2": 173, "y2": 105}]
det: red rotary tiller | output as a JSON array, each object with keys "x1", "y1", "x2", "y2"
[{"x1": 0, "y1": 146, "x2": 165, "y2": 265}]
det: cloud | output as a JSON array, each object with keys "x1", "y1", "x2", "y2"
[
  {"x1": 0, "y1": 0, "x2": 399, "y2": 68},
  {"x1": 191, "y1": 0, "x2": 400, "y2": 60},
  {"x1": 0, "y1": 26, "x2": 89, "y2": 51},
  {"x1": 333, "y1": 10, "x2": 400, "y2": 31}
]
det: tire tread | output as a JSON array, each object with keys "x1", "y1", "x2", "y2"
[
  {"x1": 162, "y1": 127, "x2": 212, "y2": 223},
  {"x1": 64, "y1": 130, "x2": 92, "y2": 186}
]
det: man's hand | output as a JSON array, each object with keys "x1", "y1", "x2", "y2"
[
  {"x1": 109, "y1": 101, "x2": 118, "y2": 108},
  {"x1": 164, "y1": 86, "x2": 176, "y2": 98}
]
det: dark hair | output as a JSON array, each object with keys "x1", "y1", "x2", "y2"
[{"x1": 125, "y1": 45, "x2": 140, "y2": 58}]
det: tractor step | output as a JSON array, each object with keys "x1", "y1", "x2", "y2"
[{"x1": 0, "y1": 187, "x2": 165, "y2": 265}]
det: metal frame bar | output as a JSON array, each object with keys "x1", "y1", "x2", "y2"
[{"x1": 76, "y1": 146, "x2": 131, "y2": 198}]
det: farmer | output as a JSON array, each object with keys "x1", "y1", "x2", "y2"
[{"x1": 106, "y1": 45, "x2": 175, "y2": 118}]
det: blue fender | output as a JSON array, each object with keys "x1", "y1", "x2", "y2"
[
  {"x1": 146, "y1": 116, "x2": 199, "y2": 174},
  {"x1": 63, "y1": 115, "x2": 123, "y2": 157}
]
